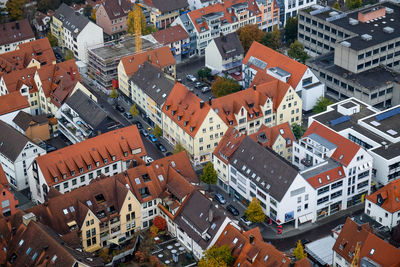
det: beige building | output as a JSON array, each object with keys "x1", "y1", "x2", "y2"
[
  {"x1": 162, "y1": 83, "x2": 228, "y2": 165},
  {"x1": 29, "y1": 176, "x2": 142, "y2": 252}
]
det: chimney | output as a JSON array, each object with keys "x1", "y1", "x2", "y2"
[
  {"x1": 16, "y1": 22, "x2": 19, "y2": 30},
  {"x1": 208, "y1": 208, "x2": 213, "y2": 222},
  {"x1": 22, "y1": 212, "x2": 37, "y2": 226},
  {"x1": 200, "y1": 100, "x2": 205, "y2": 109},
  {"x1": 253, "y1": 84, "x2": 256, "y2": 90},
  {"x1": 208, "y1": 96, "x2": 212, "y2": 106},
  {"x1": 249, "y1": 234, "x2": 254, "y2": 244}
]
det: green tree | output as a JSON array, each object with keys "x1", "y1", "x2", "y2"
[
  {"x1": 153, "y1": 125, "x2": 163, "y2": 137},
  {"x1": 91, "y1": 7, "x2": 96, "y2": 21},
  {"x1": 288, "y1": 40, "x2": 309, "y2": 63},
  {"x1": 64, "y1": 49, "x2": 74, "y2": 60},
  {"x1": 199, "y1": 245, "x2": 234, "y2": 267},
  {"x1": 291, "y1": 123, "x2": 305, "y2": 140},
  {"x1": 333, "y1": 1, "x2": 342, "y2": 10},
  {"x1": 245, "y1": 197, "x2": 266, "y2": 223},
  {"x1": 198, "y1": 67, "x2": 212, "y2": 81},
  {"x1": 127, "y1": 5, "x2": 146, "y2": 35},
  {"x1": 130, "y1": 103, "x2": 139, "y2": 116},
  {"x1": 313, "y1": 97, "x2": 334, "y2": 114},
  {"x1": 83, "y1": 4, "x2": 92, "y2": 18},
  {"x1": 284, "y1": 16, "x2": 298, "y2": 44},
  {"x1": 293, "y1": 240, "x2": 307, "y2": 261},
  {"x1": 110, "y1": 88, "x2": 119, "y2": 99},
  {"x1": 200, "y1": 162, "x2": 217, "y2": 191},
  {"x1": 211, "y1": 76, "x2": 241, "y2": 97},
  {"x1": 261, "y1": 25, "x2": 281, "y2": 50},
  {"x1": 6, "y1": 0, "x2": 25, "y2": 21},
  {"x1": 237, "y1": 24, "x2": 265, "y2": 52},
  {"x1": 345, "y1": 0, "x2": 362, "y2": 9},
  {"x1": 47, "y1": 32, "x2": 58, "y2": 47},
  {"x1": 173, "y1": 142, "x2": 185, "y2": 154},
  {"x1": 198, "y1": 257, "x2": 227, "y2": 267},
  {"x1": 144, "y1": 25, "x2": 156, "y2": 35}
]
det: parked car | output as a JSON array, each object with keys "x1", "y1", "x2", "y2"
[
  {"x1": 156, "y1": 143, "x2": 167, "y2": 152},
  {"x1": 149, "y1": 134, "x2": 157, "y2": 142},
  {"x1": 186, "y1": 74, "x2": 197, "y2": 82},
  {"x1": 194, "y1": 81, "x2": 203, "y2": 88},
  {"x1": 115, "y1": 104, "x2": 125, "y2": 113},
  {"x1": 201, "y1": 86, "x2": 211, "y2": 93},
  {"x1": 226, "y1": 205, "x2": 239, "y2": 216},
  {"x1": 240, "y1": 215, "x2": 252, "y2": 226},
  {"x1": 133, "y1": 121, "x2": 143, "y2": 129},
  {"x1": 124, "y1": 112, "x2": 133, "y2": 120},
  {"x1": 214, "y1": 193, "x2": 227, "y2": 204}
]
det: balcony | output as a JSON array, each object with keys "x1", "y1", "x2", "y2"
[{"x1": 301, "y1": 158, "x2": 313, "y2": 168}]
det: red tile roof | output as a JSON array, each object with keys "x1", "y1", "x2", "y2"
[
  {"x1": 366, "y1": 179, "x2": 400, "y2": 213},
  {"x1": 213, "y1": 127, "x2": 246, "y2": 164},
  {"x1": 101, "y1": 0, "x2": 131, "y2": 20},
  {"x1": 163, "y1": 83, "x2": 211, "y2": 137},
  {"x1": 188, "y1": 0, "x2": 261, "y2": 33},
  {"x1": 306, "y1": 166, "x2": 345, "y2": 189},
  {"x1": 215, "y1": 224, "x2": 290, "y2": 267},
  {"x1": 249, "y1": 122, "x2": 295, "y2": 149},
  {"x1": 211, "y1": 78, "x2": 291, "y2": 127},
  {"x1": 120, "y1": 46, "x2": 175, "y2": 78},
  {"x1": 0, "y1": 91, "x2": 29, "y2": 115},
  {"x1": 0, "y1": 19, "x2": 34, "y2": 46},
  {"x1": 2, "y1": 67, "x2": 38, "y2": 93},
  {"x1": 243, "y1": 41, "x2": 307, "y2": 89},
  {"x1": 35, "y1": 125, "x2": 146, "y2": 187},
  {"x1": 333, "y1": 218, "x2": 400, "y2": 266},
  {"x1": 303, "y1": 121, "x2": 360, "y2": 166},
  {"x1": 152, "y1": 25, "x2": 189, "y2": 45}
]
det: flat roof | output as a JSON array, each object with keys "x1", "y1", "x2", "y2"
[
  {"x1": 305, "y1": 235, "x2": 336, "y2": 265},
  {"x1": 361, "y1": 107, "x2": 400, "y2": 139},
  {"x1": 301, "y1": 159, "x2": 341, "y2": 180}
]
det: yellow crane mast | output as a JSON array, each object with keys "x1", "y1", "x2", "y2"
[
  {"x1": 133, "y1": 4, "x2": 142, "y2": 53},
  {"x1": 351, "y1": 241, "x2": 361, "y2": 267}
]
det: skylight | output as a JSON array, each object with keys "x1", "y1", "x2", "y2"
[
  {"x1": 63, "y1": 209, "x2": 68, "y2": 215},
  {"x1": 86, "y1": 200, "x2": 92, "y2": 206},
  {"x1": 69, "y1": 206, "x2": 75, "y2": 212},
  {"x1": 233, "y1": 238, "x2": 238, "y2": 244},
  {"x1": 135, "y1": 178, "x2": 141, "y2": 184},
  {"x1": 19, "y1": 240, "x2": 24, "y2": 246},
  {"x1": 158, "y1": 175, "x2": 164, "y2": 182}
]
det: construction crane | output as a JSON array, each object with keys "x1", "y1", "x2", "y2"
[
  {"x1": 133, "y1": 4, "x2": 142, "y2": 53},
  {"x1": 351, "y1": 242, "x2": 361, "y2": 267}
]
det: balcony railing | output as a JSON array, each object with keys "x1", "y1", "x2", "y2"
[{"x1": 301, "y1": 158, "x2": 313, "y2": 168}]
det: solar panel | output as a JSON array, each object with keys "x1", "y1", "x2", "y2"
[
  {"x1": 330, "y1": 115, "x2": 350, "y2": 126},
  {"x1": 376, "y1": 107, "x2": 400, "y2": 121}
]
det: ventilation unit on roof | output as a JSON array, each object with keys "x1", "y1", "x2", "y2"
[
  {"x1": 383, "y1": 27, "x2": 394, "y2": 33},
  {"x1": 310, "y1": 6, "x2": 330, "y2": 15},
  {"x1": 329, "y1": 11, "x2": 339, "y2": 16},
  {"x1": 385, "y1": 7, "x2": 394, "y2": 14},
  {"x1": 349, "y1": 18, "x2": 359, "y2": 25},
  {"x1": 361, "y1": 34, "x2": 372, "y2": 41},
  {"x1": 341, "y1": 41, "x2": 351, "y2": 47}
]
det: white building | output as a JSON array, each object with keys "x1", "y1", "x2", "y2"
[
  {"x1": 0, "y1": 121, "x2": 45, "y2": 191},
  {"x1": 276, "y1": 0, "x2": 317, "y2": 26},
  {"x1": 0, "y1": 19, "x2": 35, "y2": 54},
  {"x1": 309, "y1": 98, "x2": 400, "y2": 186},
  {"x1": 187, "y1": 0, "x2": 221, "y2": 10},
  {"x1": 0, "y1": 92, "x2": 31, "y2": 125},
  {"x1": 365, "y1": 179, "x2": 400, "y2": 230},
  {"x1": 242, "y1": 41, "x2": 324, "y2": 111}
]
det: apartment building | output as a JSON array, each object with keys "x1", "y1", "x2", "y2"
[
  {"x1": 310, "y1": 97, "x2": 400, "y2": 186},
  {"x1": 298, "y1": 2, "x2": 400, "y2": 108},
  {"x1": 243, "y1": 41, "x2": 324, "y2": 111},
  {"x1": 276, "y1": 0, "x2": 316, "y2": 26},
  {"x1": 0, "y1": 19, "x2": 35, "y2": 54},
  {"x1": 51, "y1": 3, "x2": 103, "y2": 63},
  {"x1": 29, "y1": 125, "x2": 146, "y2": 203},
  {"x1": 292, "y1": 121, "x2": 373, "y2": 219},
  {"x1": 0, "y1": 165, "x2": 19, "y2": 217},
  {"x1": 0, "y1": 212, "x2": 103, "y2": 266},
  {"x1": 162, "y1": 83, "x2": 228, "y2": 165},
  {"x1": 187, "y1": 0, "x2": 220, "y2": 10},
  {"x1": 96, "y1": 0, "x2": 131, "y2": 40},
  {"x1": 173, "y1": 0, "x2": 279, "y2": 55},
  {"x1": 211, "y1": 75, "x2": 302, "y2": 133},
  {"x1": 150, "y1": 25, "x2": 190, "y2": 62},
  {"x1": 205, "y1": 32, "x2": 244, "y2": 74},
  {"x1": 365, "y1": 179, "x2": 400, "y2": 230},
  {"x1": 139, "y1": 0, "x2": 188, "y2": 29},
  {"x1": 0, "y1": 121, "x2": 46, "y2": 191},
  {"x1": 118, "y1": 46, "x2": 176, "y2": 99},
  {"x1": 332, "y1": 217, "x2": 400, "y2": 267},
  {"x1": 0, "y1": 92, "x2": 30, "y2": 125},
  {"x1": 213, "y1": 123, "x2": 296, "y2": 191},
  {"x1": 129, "y1": 62, "x2": 175, "y2": 127},
  {"x1": 12, "y1": 111, "x2": 50, "y2": 142},
  {"x1": 29, "y1": 175, "x2": 142, "y2": 252},
  {"x1": 57, "y1": 89, "x2": 120, "y2": 143}
]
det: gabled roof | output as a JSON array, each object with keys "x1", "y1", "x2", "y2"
[
  {"x1": 243, "y1": 41, "x2": 308, "y2": 89},
  {"x1": 302, "y1": 163, "x2": 345, "y2": 189},
  {"x1": 13, "y1": 111, "x2": 48, "y2": 131},
  {"x1": 0, "y1": 19, "x2": 34, "y2": 46},
  {"x1": 366, "y1": 179, "x2": 400, "y2": 213},
  {"x1": 333, "y1": 218, "x2": 400, "y2": 266},
  {"x1": 120, "y1": 46, "x2": 175, "y2": 78},
  {"x1": 54, "y1": 3, "x2": 91, "y2": 36},
  {"x1": 249, "y1": 123, "x2": 295, "y2": 149},
  {"x1": 213, "y1": 32, "x2": 244, "y2": 60},
  {"x1": 303, "y1": 121, "x2": 360, "y2": 166},
  {"x1": 2, "y1": 67, "x2": 38, "y2": 93},
  {"x1": 211, "y1": 77, "x2": 291, "y2": 126},
  {"x1": 0, "y1": 120, "x2": 31, "y2": 161},
  {"x1": 0, "y1": 91, "x2": 29, "y2": 116},
  {"x1": 213, "y1": 127, "x2": 246, "y2": 164},
  {"x1": 215, "y1": 224, "x2": 290, "y2": 267},
  {"x1": 163, "y1": 83, "x2": 211, "y2": 138},
  {"x1": 230, "y1": 137, "x2": 299, "y2": 202},
  {"x1": 101, "y1": 0, "x2": 131, "y2": 20},
  {"x1": 142, "y1": 0, "x2": 188, "y2": 13},
  {"x1": 129, "y1": 62, "x2": 174, "y2": 106},
  {"x1": 152, "y1": 25, "x2": 189, "y2": 45},
  {"x1": 35, "y1": 125, "x2": 146, "y2": 186}
]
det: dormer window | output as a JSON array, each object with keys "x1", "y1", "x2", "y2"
[
  {"x1": 54, "y1": 176, "x2": 58, "y2": 182},
  {"x1": 172, "y1": 110, "x2": 176, "y2": 115},
  {"x1": 71, "y1": 170, "x2": 75, "y2": 176},
  {"x1": 190, "y1": 126, "x2": 194, "y2": 132},
  {"x1": 112, "y1": 155, "x2": 116, "y2": 161},
  {"x1": 95, "y1": 161, "x2": 99, "y2": 167},
  {"x1": 62, "y1": 174, "x2": 67, "y2": 179},
  {"x1": 79, "y1": 168, "x2": 83, "y2": 173},
  {"x1": 103, "y1": 158, "x2": 108, "y2": 164},
  {"x1": 124, "y1": 151, "x2": 128, "y2": 157},
  {"x1": 87, "y1": 164, "x2": 92, "y2": 170},
  {"x1": 165, "y1": 105, "x2": 170, "y2": 111},
  {"x1": 177, "y1": 116, "x2": 182, "y2": 121},
  {"x1": 184, "y1": 121, "x2": 188, "y2": 126}
]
